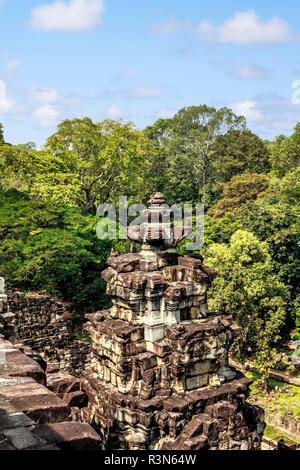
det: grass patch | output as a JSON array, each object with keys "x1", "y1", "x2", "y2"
[
  {"x1": 74, "y1": 331, "x2": 92, "y2": 343},
  {"x1": 245, "y1": 370, "x2": 300, "y2": 422},
  {"x1": 264, "y1": 424, "x2": 300, "y2": 445}
]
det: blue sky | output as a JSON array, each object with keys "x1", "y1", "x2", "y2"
[{"x1": 0, "y1": 0, "x2": 300, "y2": 146}]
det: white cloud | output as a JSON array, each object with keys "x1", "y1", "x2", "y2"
[
  {"x1": 198, "y1": 10, "x2": 296, "y2": 44},
  {"x1": 210, "y1": 59, "x2": 268, "y2": 80},
  {"x1": 231, "y1": 100, "x2": 263, "y2": 122},
  {"x1": 33, "y1": 104, "x2": 59, "y2": 128},
  {"x1": 197, "y1": 20, "x2": 216, "y2": 42},
  {"x1": 106, "y1": 104, "x2": 125, "y2": 120},
  {"x1": 29, "y1": 0, "x2": 105, "y2": 32},
  {"x1": 149, "y1": 10, "x2": 297, "y2": 45},
  {"x1": 150, "y1": 17, "x2": 193, "y2": 36},
  {"x1": 128, "y1": 85, "x2": 164, "y2": 98},
  {"x1": 5, "y1": 59, "x2": 19, "y2": 71},
  {"x1": 29, "y1": 86, "x2": 60, "y2": 104},
  {"x1": 233, "y1": 63, "x2": 267, "y2": 79},
  {"x1": 236, "y1": 93, "x2": 300, "y2": 138},
  {"x1": 0, "y1": 80, "x2": 17, "y2": 113},
  {"x1": 157, "y1": 108, "x2": 176, "y2": 119}
]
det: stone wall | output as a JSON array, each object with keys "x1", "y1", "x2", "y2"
[
  {"x1": 266, "y1": 412, "x2": 300, "y2": 442},
  {"x1": 0, "y1": 334, "x2": 102, "y2": 450},
  {"x1": 1, "y1": 286, "x2": 91, "y2": 376}
]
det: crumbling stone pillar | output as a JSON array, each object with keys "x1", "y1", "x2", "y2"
[
  {"x1": 0, "y1": 272, "x2": 16, "y2": 343},
  {"x1": 76, "y1": 193, "x2": 265, "y2": 450},
  {"x1": 0, "y1": 271, "x2": 8, "y2": 314}
]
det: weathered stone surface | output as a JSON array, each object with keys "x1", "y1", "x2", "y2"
[
  {"x1": 3, "y1": 426, "x2": 40, "y2": 450},
  {"x1": 0, "y1": 348, "x2": 46, "y2": 385},
  {"x1": 47, "y1": 370, "x2": 82, "y2": 394},
  {"x1": 1, "y1": 384, "x2": 70, "y2": 424},
  {"x1": 0, "y1": 412, "x2": 35, "y2": 429},
  {"x1": 73, "y1": 192, "x2": 265, "y2": 450},
  {"x1": 0, "y1": 329, "x2": 103, "y2": 450},
  {"x1": 33, "y1": 422, "x2": 102, "y2": 450},
  {"x1": 2, "y1": 290, "x2": 91, "y2": 376}
]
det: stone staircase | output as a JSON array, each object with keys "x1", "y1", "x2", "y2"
[{"x1": 0, "y1": 335, "x2": 102, "y2": 450}]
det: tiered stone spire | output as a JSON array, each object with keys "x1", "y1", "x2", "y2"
[{"x1": 81, "y1": 192, "x2": 265, "y2": 450}]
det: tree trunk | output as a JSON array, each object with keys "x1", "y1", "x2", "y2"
[{"x1": 202, "y1": 153, "x2": 208, "y2": 208}]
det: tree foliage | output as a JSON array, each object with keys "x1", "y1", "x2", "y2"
[
  {"x1": 269, "y1": 124, "x2": 300, "y2": 177},
  {"x1": 208, "y1": 173, "x2": 268, "y2": 218},
  {"x1": 0, "y1": 189, "x2": 127, "y2": 313},
  {"x1": 204, "y1": 230, "x2": 289, "y2": 377},
  {"x1": 0, "y1": 118, "x2": 156, "y2": 212},
  {"x1": 240, "y1": 169, "x2": 300, "y2": 319},
  {"x1": 145, "y1": 105, "x2": 246, "y2": 205},
  {"x1": 211, "y1": 129, "x2": 270, "y2": 192},
  {"x1": 45, "y1": 118, "x2": 155, "y2": 210}
]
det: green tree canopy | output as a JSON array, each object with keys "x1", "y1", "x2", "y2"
[
  {"x1": 269, "y1": 123, "x2": 300, "y2": 177},
  {"x1": 211, "y1": 129, "x2": 270, "y2": 192},
  {"x1": 205, "y1": 230, "x2": 289, "y2": 379},
  {"x1": 0, "y1": 118, "x2": 156, "y2": 211},
  {"x1": 240, "y1": 168, "x2": 300, "y2": 323},
  {"x1": 208, "y1": 173, "x2": 268, "y2": 218},
  {"x1": 0, "y1": 144, "x2": 76, "y2": 203},
  {"x1": 145, "y1": 105, "x2": 246, "y2": 205},
  {"x1": 0, "y1": 189, "x2": 128, "y2": 314},
  {"x1": 45, "y1": 117, "x2": 155, "y2": 210}
]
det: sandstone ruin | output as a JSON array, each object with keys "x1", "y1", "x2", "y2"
[
  {"x1": 0, "y1": 271, "x2": 101, "y2": 450},
  {"x1": 3, "y1": 290, "x2": 90, "y2": 376},
  {"x1": 74, "y1": 192, "x2": 265, "y2": 450}
]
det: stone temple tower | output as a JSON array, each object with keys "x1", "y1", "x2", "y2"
[{"x1": 80, "y1": 192, "x2": 265, "y2": 450}]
